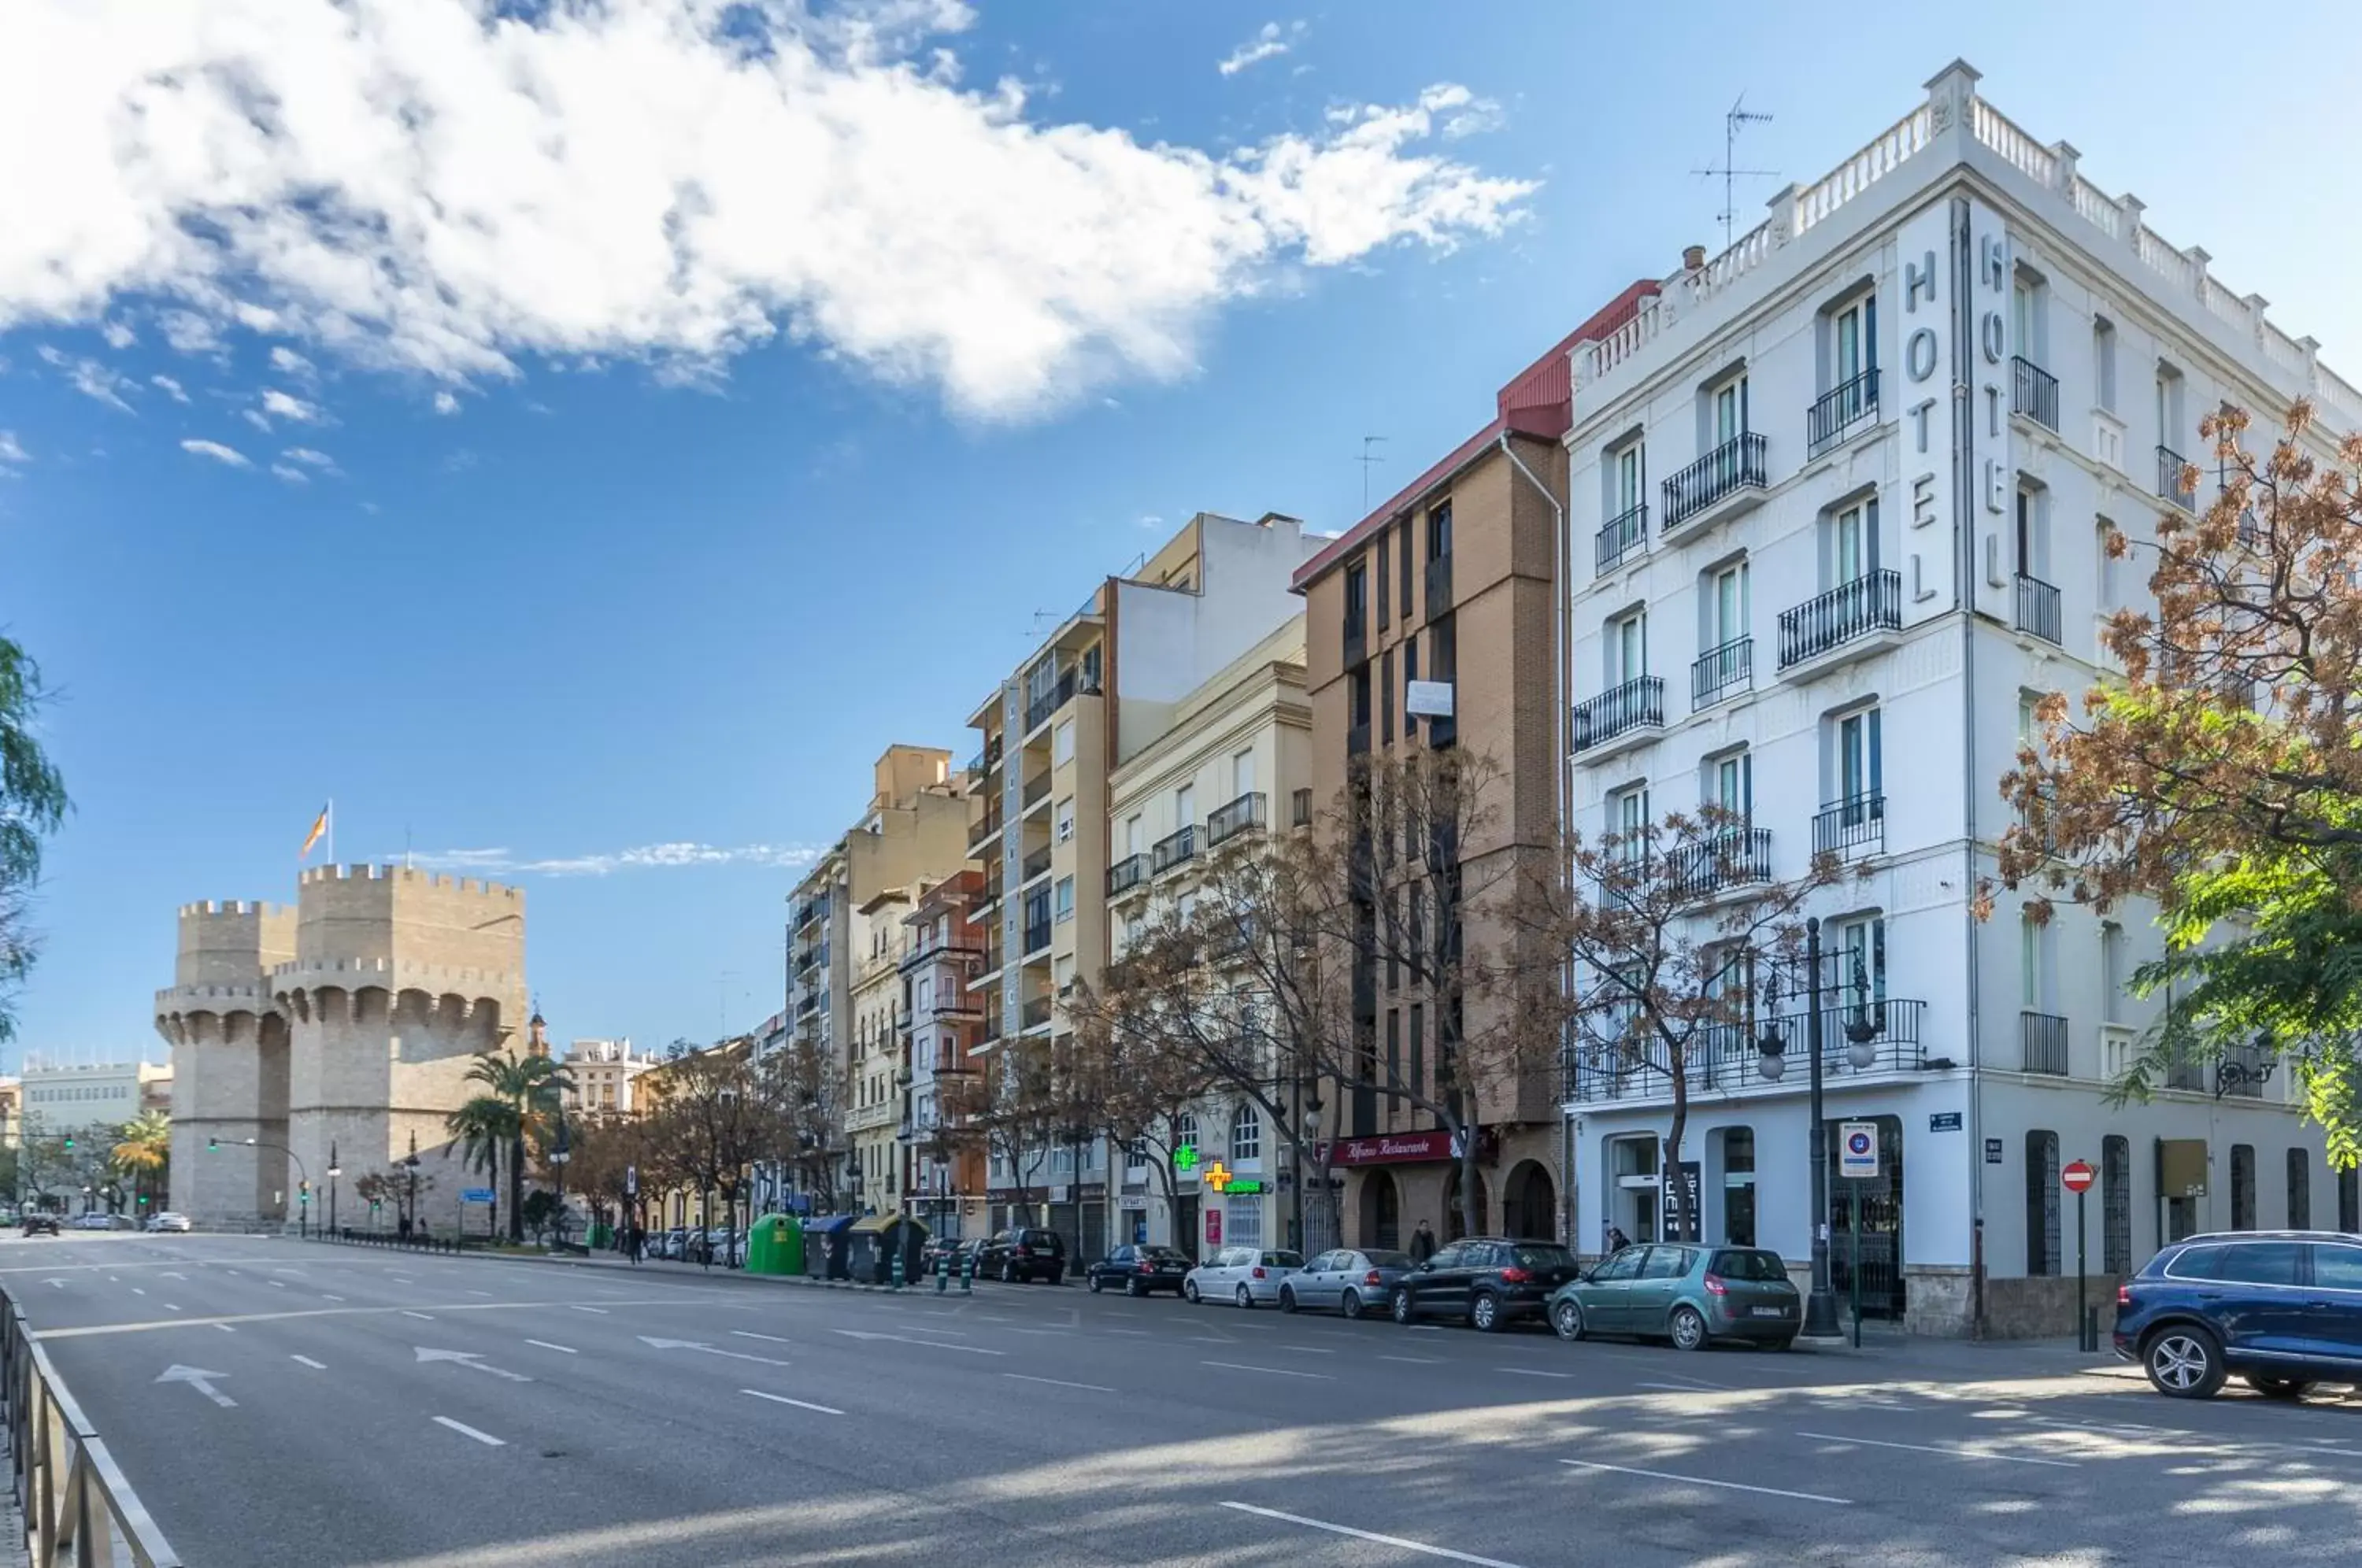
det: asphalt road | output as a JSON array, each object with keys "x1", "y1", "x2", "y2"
[{"x1": 6, "y1": 1233, "x2": 2362, "y2": 1566}]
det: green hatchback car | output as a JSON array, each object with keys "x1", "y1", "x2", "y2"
[{"x1": 1548, "y1": 1243, "x2": 1800, "y2": 1351}]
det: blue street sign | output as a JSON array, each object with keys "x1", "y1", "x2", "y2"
[{"x1": 461, "y1": 1188, "x2": 497, "y2": 1204}]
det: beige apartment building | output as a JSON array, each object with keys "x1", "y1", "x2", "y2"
[
  {"x1": 558, "y1": 1038, "x2": 653, "y2": 1116},
  {"x1": 1105, "y1": 616, "x2": 1312, "y2": 1256},
  {"x1": 775, "y1": 745, "x2": 972, "y2": 1217},
  {"x1": 1294, "y1": 287, "x2": 1654, "y2": 1250},
  {"x1": 898, "y1": 871, "x2": 990, "y2": 1237},
  {"x1": 968, "y1": 512, "x2": 1318, "y2": 1257}
]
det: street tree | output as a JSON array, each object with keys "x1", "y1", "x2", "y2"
[
  {"x1": 112, "y1": 1110, "x2": 172, "y2": 1213},
  {"x1": 0, "y1": 633, "x2": 68, "y2": 1046},
  {"x1": 757, "y1": 1033, "x2": 848, "y2": 1215},
  {"x1": 464, "y1": 1048, "x2": 574, "y2": 1243},
  {"x1": 1550, "y1": 804, "x2": 1854, "y2": 1244},
  {"x1": 443, "y1": 1094, "x2": 515, "y2": 1232},
  {"x1": 1994, "y1": 401, "x2": 2362, "y2": 1163},
  {"x1": 643, "y1": 1040, "x2": 775, "y2": 1261}
]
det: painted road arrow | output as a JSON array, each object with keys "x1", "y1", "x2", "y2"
[
  {"x1": 831, "y1": 1329, "x2": 1005, "y2": 1356},
  {"x1": 156, "y1": 1365, "x2": 235, "y2": 1407},
  {"x1": 41, "y1": 1278, "x2": 67, "y2": 1289},
  {"x1": 636, "y1": 1336, "x2": 793, "y2": 1368},
  {"x1": 414, "y1": 1347, "x2": 532, "y2": 1383}
]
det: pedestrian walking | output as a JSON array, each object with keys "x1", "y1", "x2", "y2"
[
  {"x1": 398, "y1": 1214, "x2": 411, "y2": 1242},
  {"x1": 628, "y1": 1225, "x2": 643, "y2": 1265},
  {"x1": 1409, "y1": 1219, "x2": 1437, "y2": 1263}
]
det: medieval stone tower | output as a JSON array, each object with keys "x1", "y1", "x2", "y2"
[{"x1": 153, "y1": 865, "x2": 527, "y2": 1229}]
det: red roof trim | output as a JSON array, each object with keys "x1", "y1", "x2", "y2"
[{"x1": 1292, "y1": 279, "x2": 1660, "y2": 592}]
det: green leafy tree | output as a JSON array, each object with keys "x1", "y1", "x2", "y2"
[
  {"x1": 113, "y1": 1111, "x2": 172, "y2": 1211},
  {"x1": 0, "y1": 634, "x2": 68, "y2": 1045},
  {"x1": 445, "y1": 1094, "x2": 517, "y2": 1232},
  {"x1": 462, "y1": 1049, "x2": 574, "y2": 1242}
]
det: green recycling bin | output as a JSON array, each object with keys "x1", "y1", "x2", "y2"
[{"x1": 746, "y1": 1213, "x2": 805, "y2": 1276}]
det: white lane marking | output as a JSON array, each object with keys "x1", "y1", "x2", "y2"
[
  {"x1": 391, "y1": 1276, "x2": 415, "y2": 1284},
  {"x1": 568, "y1": 1306, "x2": 609, "y2": 1315},
  {"x1": 1187, "y1": 1337, "x2": 1235, "y2": 1344},
  {"x1": 1218, "y1": 1502, "x2": 1527, "y2": 1568},
  {"x1": 159, "y1": 1272, "x2": 186, "y2": 1281},
  {"x1": 731, "y1": 1331, "x2": 793, "y2": 1345},
  {"x1": 1496, "y1": 1366, "x2": 1576, "y2": 1380},
  {"x1": 1652, "y1": 1373, "x2": 1730, "y2": 1390},
  {"x1": 466, "y1": 1290, "x2": 493, "y2": 1297},
  {"x1": 268, "y1": 1281, "x2": 287, "y2": 1289},
  {"x1": 432, "y1": 1416, "x2": 505, "y2": 1448},
  {"x1": 41, "y1": 1278, "x2": 65, "y2": 1289},
  {"x1": 1268, "y1": 1345, "x2": 1337, "y2": 1355},
  {"x1": 1379, "y1": 1355, "x2": 1444, "y2": 1365},
  {"x1": 2020, "y1": 1414, "x2": 2362, "y2": 1460},
  {"x1": 891, "y1": 1325, "x2": 971, "y2": 1338},
  {"x1": 831, "y1": 1329, "x2": 1004, "y2": 1356},
  {"x1": 415, "y1": 1347, "x2": 531, "y2": 1383},
  {"x1": 1003, "y1": 1328, "x2": 1071, "y2": 1337},
  {"x1": 1796, "y1": 1429, "x2": 2080, "y2": 1469},
  {"x1": 637, "y1": 1336, "x2": 791, "y2": 1368},
  {"x1": 131, "y1": 1289, "x2": 146, "y2": 1297},
  {"x1": 1637, "y1": 1381, "x2": 1712, "y2": 1392},
  {"x1": 1003, "y1": 1372, "x2": 1116, "y2": 1393},
  {"x1": 401, "y1": 1311, "x2": 435, "y2": 1321},
  {"x1": 155, "y1": 1365, "x2": 235, "y2": 1407},
  {"x1": 291, "y1": 1355, "x2": 328, "y2": 1370},
  {"x1": 740, "y1": 1389, "x2": 842, "y2": 1416},
  {"x1": 108, "y1": 1276, "x2": 120, "y2": 1283},
  {"x1": 323, "y1": 1295, "x2": 345, "y2": 1302},
  {"x1": 1201, "y1": 1360, "x2": 1332, "y2": 1381},
  {"x1": 525, "y1": 1340, "x2": 578, "y2": 1355},
  {"x1": 214, "y1": 1323, "x2": 238, "y2": 1334},
  {"x1": 1560, "y1": 1459, "x2": 1850, "y2": 1505},
  {"x1": 1102, "y1": 1328, "x2": 1152, "y2": 1337},
  {"x1": 164, "y1": 1303, "x2": 180, "y2": 1311}
]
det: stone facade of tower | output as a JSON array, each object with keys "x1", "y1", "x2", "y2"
[{"x1": 153, "y1": 865, "x2": 527, "y2": 1230}]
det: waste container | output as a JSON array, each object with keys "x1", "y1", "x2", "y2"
[
  {"x1": 805, "y1": 1214, "x2": 855, "y2": 1280},
  {"x1": 846, "y1": 1215, "x2": 929, "y2": 1284},
  {"x1": 746, "y1": 1214, "x2": 805, "y2": 1276}
]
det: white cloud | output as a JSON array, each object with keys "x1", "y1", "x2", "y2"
[
  {"x1": 240, "y1": 408, "x2": 272, "y2": 433},
  {"x1": 0, "y1": 2, "x2": 1531, "y2": 421},
  {"x1": 1219, "y1": 20, "x2": 1305, "y2": 76},
  {"x1": 269, "y1": 462, "x2": 308, "y2": 483},
  {"x1": 1423, "y1": 83, "x2": 1506, "y2": 141},
  {"x1": 268, "y1": 346, "x2": 315, "y2": 378},
  {"x1": 0, "y1": 431, "x2": 26, "y2": 464},
  {"x1": 261, "y1": 387, "x2": 323, "y2": 423},
  {"x1": 179, "y1": 438, "x2": 250, "y2": 468},
  {"x1": 38, "y1": 345, "x2": 135, "y2": 412},
  {"x1": 150, "y1": 372, "x2": 189, "y2": 402},
  {"x1": 280, "y1": 446, "x2": 339, "y2": 473},
  {"x1": 410, "y1": 841, "x2": 818, "y2": 878},
  {"x1": 100, "y1": 319, "x2": 135, "y2": 349},
  {"x1": 431, "y1": 390, "x2": 460, "y2": 416}
]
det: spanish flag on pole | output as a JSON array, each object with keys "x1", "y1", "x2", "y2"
[{"x1": 300, "y1": 801, "x2": 332, "y2": 861}]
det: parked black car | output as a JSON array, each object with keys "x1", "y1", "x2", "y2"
[
  {"x1": 2115, "y1": 1230, "x2": 2362, "y2": 1399},
  {"x1": 919, "y1": 1236, "x2": 979, "y2": 1277},
  {"x1": 976, "y1": 1226, "x2": 1067, "y2": 1284},
  {"x1": 1390, "y1": 1237, "x2": 1583, "y2": 1331},
  {"x1": 1086, "y1": 1244, "x2": 1191, "y2": 1296},
  {"x1": 20, "y1": 1213, "x2": 58, "y2": 1237}
]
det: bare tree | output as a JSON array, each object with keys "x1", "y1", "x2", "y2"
[
  {"x1": 642, "y1": 1041, "x2": 777, "y2": 1263},
  {"x1": 757, "y1": 1035, "x2": 849, "y2": 1215}
]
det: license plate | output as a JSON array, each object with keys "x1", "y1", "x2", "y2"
[{"x1": 1751, "y1": 1306, "x2": 1788, "y2": 1318}]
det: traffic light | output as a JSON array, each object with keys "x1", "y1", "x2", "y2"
[
  {"x1": 61, "y1": 1133, "x2": 72, "y2": 1150},
  {"x1": 138, "y1": 1194, "x2": 150, "y2": 1206},
  {"x1": 207, "y1": 1137, "x2": 217, "y2": 1152}
]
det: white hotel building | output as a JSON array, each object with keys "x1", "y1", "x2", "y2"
[{"x1": 1559, "y1": 61, "x2": 2359, "y2": 1335}]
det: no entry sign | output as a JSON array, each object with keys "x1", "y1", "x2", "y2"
[{"x1": 2061, "y1": 1159, "x2": 2096, "y2": 1194}]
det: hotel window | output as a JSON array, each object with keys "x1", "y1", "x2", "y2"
[
  {"x1": 1830, "y1": 495, "x2": 1878, "y2": 585},
  {"x1": 1607, "y1": 609, "x2": 1647, "y2": 685},
  {"x1": 1709, "y1": 369, "x2": 1749, "y2": 447},
  {"x1": 1704, "y1": 749, "x2": 1751, "y2": 819},
  {"x1": 2092, "y1": 316, "x2": 2118, "y2": 412},
  {"x1": 1609, "y1": 784, "x2": 1650, "y2": 860},
  {"x1": 1834, "y1": 704, "x2": 1883, "y2": 813}
]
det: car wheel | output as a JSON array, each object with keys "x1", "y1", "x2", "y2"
[
  {"x1": 1391, "y1": 1288, "x2": 1416, "y2": 1325},
  {"x1": 1124, "y1": 1278, "x2": 1143, "y2": 1298},
  {"x1": 1279, "y1": 1287, "x2": 1298, "y2": 1314},
  {"x1": 1235, "y1": 1285, "x2": 1254, "y2": 1310},
  {"x1": 1771, "y1": 1336, "x2": 1797, "y2": 1352},
  {"x1": 1000, "y1": 1261, "x2": 1016, "y2": 1284},
  {"x1": 2144, "y1": 1325, "x2": 2227, "y2": 1399},
  {"x1": 1471, "y1": 1292, "x2": 1502, "y2": 1333},
  {"x1": 1668, "y1": 1305, "x2": 1709, "y2": 1352},
  {"x1": 2244, "y1": 1374, "x2": 2314, "y2": 1400},
  {"x1": 1552, "y1": 1299, "x2": 1585, "y2": 1342},
  {"x1": 1340, "y1": 1289, "x2": 1364, "y2": 1321},
  {"x1": 1184, "y1": 1279, "x2": 1201, "y2": 1304},
  {"x1": 1087, "y1": 1274, "x2": 1104, "y2": 1294}
]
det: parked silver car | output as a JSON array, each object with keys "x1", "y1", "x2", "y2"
[
  {"x1": 1183, "y1": 1246, "x2": 1304, "y2": 1308},
  {"x1": 1278, "y1": 1248, "x2": 1417, "y2": 1318}
]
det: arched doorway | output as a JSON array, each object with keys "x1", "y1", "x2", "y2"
[
  {"x1": 1501, "y1": 1160, "x2": 1557, "y2": 1241},
  {"x1": 1359, "y1": 1169, "x2": 1401, "y2": 1251},
  {"x1": 1442, "y1": 1165, "x2": 1490, "y2": 1240}
]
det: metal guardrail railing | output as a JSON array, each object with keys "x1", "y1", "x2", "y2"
[{"x1": 2, "y1": 1292, "x2": 182, "y2": 1566}]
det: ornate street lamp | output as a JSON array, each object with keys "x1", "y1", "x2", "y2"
[{"x1": 328, "y1": 1141, "x2": 342, "y2": 1237}]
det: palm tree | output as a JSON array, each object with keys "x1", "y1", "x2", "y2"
[
  {"x1": 463, "y1": 1050, "x2": 573, "y2": 1243},
  {"x1": 444, "y1": 1095, "x2": 516, "y2": 1233},
  {"x1": 112, "y1": 1111, "x2": 171, "y2": 1214}
]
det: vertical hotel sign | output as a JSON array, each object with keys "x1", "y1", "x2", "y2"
[{"x1": 1894, "y1": 196, "x2": 2012, "y2": 617}]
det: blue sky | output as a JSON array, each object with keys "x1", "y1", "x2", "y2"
[{"x1": 4, "y1": 0, "x2": 2356, "y2": 1063}]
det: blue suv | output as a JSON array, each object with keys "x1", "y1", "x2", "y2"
[{"x1": 2115, "y1": 1230, "x2": 2362, "y2": 1400}]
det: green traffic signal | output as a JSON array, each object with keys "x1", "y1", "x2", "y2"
[{"x1": 61, "y1": 1134, "x2": 72, "y2": 1150}]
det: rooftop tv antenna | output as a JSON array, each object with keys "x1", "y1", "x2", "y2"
[
  {"x1": 1693, "y1": 95, "x2": 1776, "y2": 251},
  {"x1": 1357, "y1": 436, "x2": 1388, "y2": 512}
]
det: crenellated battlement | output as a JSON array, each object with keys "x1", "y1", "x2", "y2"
[
  {"x1": 295, "y1": 864, "x2": 521, "y2": 901},
  {"x1": 266, "y1": 958, "x2": 520, "y2": 989},
  {"x1": 176, "y1": 899, "x2": 291, "y2": 920}
]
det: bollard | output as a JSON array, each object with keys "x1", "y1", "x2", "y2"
[
  {"x1": 935, "y1": 1252, "x2": 949, "y2": 1294},
  {"x1": 961, "y1": 1249, "x2": 976, "y2": 1296},
  {"x1": 890, "y1": 1247, "x2": 905, "y2": 1292}
]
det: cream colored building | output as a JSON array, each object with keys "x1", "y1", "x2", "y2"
[
  {"x1": 17, "y1": 1058, "x2": 172, "y2": 1134},
  {"x1": 846, "y1": 885, "x2": 915, "y2": 1216},
  {"x1": 1106, "y1": 618, "x2": 1313, "y2": 1256},
  {"x1": 559, "y1": 1038, "x2": 653, "y2": 1115},
  {"x1": 968, "y1": 512, "x2": 1320, "y2": 1256}
]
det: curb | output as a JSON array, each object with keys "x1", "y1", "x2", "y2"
[{"x1": 305, "y1": 1234, "x2": 1006, "y2": 1297}]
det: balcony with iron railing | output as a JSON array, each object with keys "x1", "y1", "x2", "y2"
[
  {"x1": 1022, "y1": 921, "x2": 1052, "y2": 958},
  {"x1": 2020, "y1": 1011, "x2": 2069, "y2": 1075},
  {"x1": 1691, "y1": 637, "x2": 1752, "y2": 709},
  {"x1": 1596, "y1": 502, "x2": 1647, "y2": 573},
  {"x1": 1662, "y1": 827, "x2": 1773, "y2": 901},
  {"x1": 1806, "y1": 368, "x2": 1879, "y2": 455},
  {"x1": 1024, "y1": 668, "x2": 1087, "y2": 734},
  {"x1": 968, "y1": 806, "x2": 1003, "y2": 853},
  {"x1": 1151, "y1": 825, "x2": 1198, "y2": 876},
  {"x1": 2014, "y1": 574, "x2": 2061, "y2": 644},
  {"x1": 1020, "y1": 997, "x2": 1053, "y2": 1033},
  {"x1": 1812, "y1": 793, "x2": 1885, "y2": 858},
  {"x1": 1564, "y1": 998, "x2": 1927, "y2": 1104},
  {"x1": 2157, "y1": 445, "x2": 2196, "y2": 512},
  {"x1": 1661, "y1": 432, "x2": 1768, "y2": 533},
  {"x1": 1106, "y1": 853, "x2": 1150, "y2": 898},
  {"x1": 1777, "y1": 570, "x2": 1902, "y2": 673},
  {"x1": 2011, "y1": 357, "x2": 2059, "y2": 432},
  {"x1": 1568, "y1": 675, "x2": 1664, "y2": 760},
  {"x1": 1021, "y1": 772, "x2": 1052, "y2": 812},
  {"x1": 1205, "y1": 791, "x2": 1267, "y2": 848}
]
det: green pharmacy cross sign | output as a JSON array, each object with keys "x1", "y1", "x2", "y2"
[{"x1": 1174, "y1": 1146, "x2": 1198, "y2": 1170}]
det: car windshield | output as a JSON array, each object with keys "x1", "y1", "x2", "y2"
[
  {"x1": 1263, "y1": 1252, "x2": 1304, "y2": 1268},
  {"x1": 1511, "y1": 1244, "x2": 1576, "y2": 1270},
  {"x1": 1142, "y1": 1248, "x2": 1185, "y2": 1260},
  {"x1": 1020, "y1": 1230, "x2": 1061, "y2": 1248},
  {"x1": 1709, "y1": 1249, "x2": 1790, "y2": 1282},
  {"x1": 1361, "y1": 1250, "x2": 1414, "y2": 1269}
]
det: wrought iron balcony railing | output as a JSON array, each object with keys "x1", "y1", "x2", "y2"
[
  {"x1": 1691, "y1": 637, "x2": 1752, "y2": 708},
  {"x1": 1777, "y1": 571, "x2": 1901, "y2": 668},
  {"x1": 2011, "y1": 357, "x2": 2058, "y2": 431},
  {"x1": 1569, "y1": 675, "x2": 1664, "y2": 754},
  {"x1": 1597, "y1": 502, "x2": 1647, "y2": 572},
  {"x1": 1662, "y1": 432, "x2": 1768, "y2": 530},
  {"x1": 1807, "y1": 368, "x2": 1879, "y2": 454}
]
